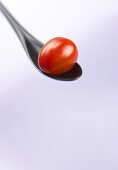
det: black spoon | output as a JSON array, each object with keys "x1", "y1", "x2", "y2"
[{"x1": 0, "y1": 2, "x2": 82, "y2": 81}]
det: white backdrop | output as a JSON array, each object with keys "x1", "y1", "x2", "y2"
[{"x1": 0, "y1": 0, "x2": 118, "y2": 170}]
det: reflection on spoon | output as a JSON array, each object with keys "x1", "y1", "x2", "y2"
[{"x1": 0, "y1": 2, "x2": 82, "y2": 81}]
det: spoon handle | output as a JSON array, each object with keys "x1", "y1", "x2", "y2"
[
  {"x1": 0, "y1": 1, "x2": 43, "y2": 53},
  {"x1": 0, "y1": 2, "x2": 27, "y2": 40}
]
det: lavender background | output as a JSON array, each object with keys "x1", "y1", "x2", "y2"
[{"x1": 0, "y1": 0, "x2": 118, "y2": 169}]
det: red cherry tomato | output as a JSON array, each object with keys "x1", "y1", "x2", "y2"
[{"x1": 38, "y1": 37, "x2": 78, "y2": 75}]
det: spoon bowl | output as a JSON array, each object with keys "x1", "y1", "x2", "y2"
[{"x1": 0, "y1": 1, "x2": 82, "y2": 81}]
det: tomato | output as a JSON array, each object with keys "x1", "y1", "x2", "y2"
[{"x1": 38, "y1": 37, "x2": 78, "y2": 75}]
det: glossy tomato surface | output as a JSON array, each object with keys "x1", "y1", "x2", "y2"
[{"x1": 38, "y1": 37, "x2": 78, "y2": 75}]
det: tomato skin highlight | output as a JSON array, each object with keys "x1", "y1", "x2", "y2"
[{"x1": 38, "y1": 37, "x2": 78, "y2": 75}]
